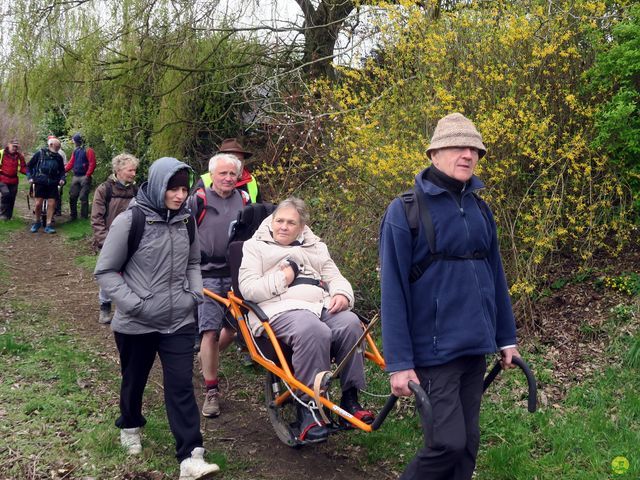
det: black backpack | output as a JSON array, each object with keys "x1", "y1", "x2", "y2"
[
  {"x1": 119, "y1": 205, "x2": 196, "y2": 272},
  {"x1": 227, "y1": 202, "x2": 277, "y2": 297},
  {"x1": 33, "y1": 148, "x2": 62, "y2": 184},
  {"x1": 229, "y1": 202, "x2": 276, "y2": 243},
  {"x1": 388, "y1": 188, "x2": 490, "y2": 283}
]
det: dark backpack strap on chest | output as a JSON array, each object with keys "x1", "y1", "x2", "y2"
[
  {"x1": 194, "y1": 188, "x2": 207, "y2": 226},
  {"x1": 401, "y1": 190, "x2": 437, "y2": 282},
  {"x1": 401, "y1": 188, "x2": 490, "y2": 283},
  {"x1": 185, "y1": 214, "x2": 196, "y2": 246},
  {"x1": 120, "y1": 205, "x2": 146, "y2": 273}
]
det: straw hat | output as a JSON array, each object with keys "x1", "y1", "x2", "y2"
[{"x1": 426, "y1": 113, "x2": 486, "y2": 159}]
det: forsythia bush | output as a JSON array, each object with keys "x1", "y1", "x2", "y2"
[{"x1": 281, "y1": 0, "x2": 635, "y2": 320}]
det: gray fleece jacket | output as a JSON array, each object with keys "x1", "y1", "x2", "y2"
[{"x1": 94, "y1": 157, "x2": 203, "y2": 334}]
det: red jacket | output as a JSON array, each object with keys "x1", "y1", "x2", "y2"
[
  {"x1": 65, "y1": 146, "x2": 96, "y2": 176},
  {"x1": 0, "y1": 147, "x2": 27, "y2": 185}
]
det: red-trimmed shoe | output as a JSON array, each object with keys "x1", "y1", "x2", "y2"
[{"x1": 340, "y1": 388, "x2": 375, "y2": 426}]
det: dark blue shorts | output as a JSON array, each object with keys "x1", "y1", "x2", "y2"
[{"x1": 34, "y1": 184, "x2": 59, "y2": 199}]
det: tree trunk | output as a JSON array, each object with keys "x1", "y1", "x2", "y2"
[{"x1": 296, "y1": 0, "x2": 355, "y2": 78}]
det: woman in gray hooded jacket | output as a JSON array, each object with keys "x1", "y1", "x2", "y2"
[{"x1": 94, "y1": 157, "x2": 219, "y2": 480}]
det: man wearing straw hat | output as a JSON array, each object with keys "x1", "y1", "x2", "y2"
[{"x1": 379, "y1": 113, "x2": 520, "y2": 480}]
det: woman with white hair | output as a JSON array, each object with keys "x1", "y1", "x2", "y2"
[
  {"x1": 239, "y1": 197, "x2": 374, "y2": 443},
  {"x1": 91, "y1": 153, "x2": 140, "y2": 324}
]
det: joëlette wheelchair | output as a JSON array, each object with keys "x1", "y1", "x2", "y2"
[{"x1": 202, "y1": 203, "x2": 538, "y2": 447}]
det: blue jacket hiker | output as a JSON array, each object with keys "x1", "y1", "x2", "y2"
[
  {"x1": 379, "y1": 113, "x2": 520, "y2": 480},
  {"x1": 26, "y1": 143, "x2": 66, "y2": 233}
]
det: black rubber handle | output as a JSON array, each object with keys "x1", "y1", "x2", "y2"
[
  {"x1": 371, "y1": 394, "x2": 398, "y2": 431},
  {"x1": 408, "y1": 380, "x2": 433, "y2": 447},
  {"x1": 242, "y1": 299, "x2": 270, "y2": 322},
  {"x1": 371, "y1": 380, "x2": 433, "y2": 446},
  {"x1": 483, "y1": 356, "x2": 537, "y2": 413}
]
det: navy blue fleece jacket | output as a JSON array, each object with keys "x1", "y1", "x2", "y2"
[{"x1": 379, "y1": 168, "x2": 517, "y2": 372}]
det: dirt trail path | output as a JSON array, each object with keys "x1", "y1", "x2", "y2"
[{"x1": 1, "y1": 194, "x2": 395, "y2": 480}]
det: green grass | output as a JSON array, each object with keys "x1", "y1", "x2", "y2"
[
  {"x1": 329, "y1": 315, "x2": 640, "y2": 480},
  {"x1": 0, "y1": 216, "x2": 24, "y2": 240},
  {"x1": 477, "y1": 362, "x2": 640, "y2": 479},
  {"x1": 54, "y1": 217, "x2": 98, "y2": 269},
  {"x1": 0, "y1": 299, "x2": 225, "y2": 478},
  {"x1": 4, "y1": 204, "x2": 639, "y2": 478},
  {"x1": 56, "y1": 217, "x2": 92, "y2": 240}
]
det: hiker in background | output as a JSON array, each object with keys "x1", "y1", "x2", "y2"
[
  {"x1": 48, "y1": 136, "x2": 67, "y2": 217},
  {"x1": 65, "y1": 133, "x2": 96, "y2": 220},
  {"x1": 91, "y1": 153, "x2": 139, "y2": 324},
  {"x1": 238, "y1": 197, "x2": 374, "y2": 443},
  {"x1": 194, "y1": 138, "x2": 261, "y2": 203},
  {"x1": 188, "y1": 152, "x2": 250, "y2": 419},
  {"x1": 378, "y1": 112, "x2": 520, "y2": 480},
  {"x1": 94, "y1": 157, "x2": 220, "y2": 479},
  {"x1": 27, "y1": 139, "x2": 66, "y2": 234},
  {"x1": 0, "y1": 138, "x2": 27, "y2": 221},
  {"x1": 47, "y1": 137, "x2": 66, "y2": 223}
]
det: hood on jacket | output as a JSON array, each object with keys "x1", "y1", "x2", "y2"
[
  {"x1": 136, "y1": 157, "x2": 193, "y2": 212},
  {"x1": 253, "y1": 214, "x2": 320, "y2": 246}
]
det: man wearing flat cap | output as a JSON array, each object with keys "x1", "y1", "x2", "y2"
[{"x1": 379, "y1": 113, "x2": 520, "y2": 479}]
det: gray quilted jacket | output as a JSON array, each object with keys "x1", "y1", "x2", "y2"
[{"x1": 94, "y1": 157, "x2": 203, "y2": 334}]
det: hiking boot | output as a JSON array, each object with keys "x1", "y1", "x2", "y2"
[
  {"x1": 99, "y1": 303, "x2": 112, "y2": 324},
  {"x1": 179, "y1": 447, "x2": 219, "y2": 480},
  {"x1": 120, "y1": 427, "x2": 142, "y2": 455},
  {"x1": 44, "y1": 225, "x2": 56, "y2": 234},
  {"x1": 30, "y1": 222, "x2": 42, "y2": 233},
  {"x1": 340, "y1": 387, "x2": 375, "y2": 426},
  {"x1": 202, "y1": 388, "x2": 220, "y2": 418},
  {"x1": 296, "y1": 404, "x2": 328, "y2": 443}
]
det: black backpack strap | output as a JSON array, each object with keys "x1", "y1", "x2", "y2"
[
  {"x1": 120, "y1": 205, "x2": 146, "y2": 273},
  {"x1": 472, "y1": 192, "x2": 490, "y2": 226},
  {"x1": 400, "y1": 190, "x2": 436, "y2": 254},
  {"x1": 121, "y1": 207, "x2": 194, "y2": 274},
  {"x1": 400, "y1": 191, "x2": 419, "y2": 238},
  {"x1": 399, "y1": 189, "x2": 439, "y2": 283},
  {"x1": 103, "y1": 182, "x2": 113, "y2": 220},
  {"x1": 185, "y1": 214, "x2": 195, "y2": 245},
  {"x1": 414, "y1": 190, "x2": 436, "y2": 255}
]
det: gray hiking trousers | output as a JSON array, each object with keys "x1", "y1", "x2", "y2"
[
  {"x1": 69, "y1": 174, "x2": 92, "y2": 218},
  {"x1": 269, "y1": 308, "x2": 366, "y2": 394}
]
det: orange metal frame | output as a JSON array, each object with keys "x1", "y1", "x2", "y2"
[{"x1": 203, "y1": 288, "x2": 386, "y2": 433}]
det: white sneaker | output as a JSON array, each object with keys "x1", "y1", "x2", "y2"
[
  {"x1": 179, "y1": 447, "x2": 220, "y2": 479},
  {"x1": 120, "y1": 427, "x2": 142, "y2": 455}
]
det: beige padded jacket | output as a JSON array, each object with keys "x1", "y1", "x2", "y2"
[{"x1": 238, "y1": 216, "x2": 354, "y2": 335}]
